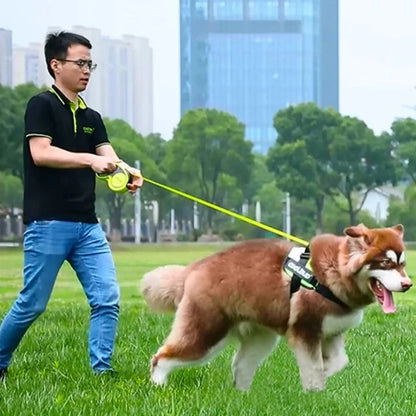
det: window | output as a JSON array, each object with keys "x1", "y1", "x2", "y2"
[
  {"x1": 194, "y1": 0, "x2": 208, "y2": 19},
  {"x1": 213, "y1": 0, "x2": 243, "y2": 20},
  {"x1": 248, "y1": 0, "x2": 278, "y2": 20}
]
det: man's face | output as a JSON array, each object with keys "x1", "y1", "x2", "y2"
[{"x1": 54, "y1": 44, "x2": 93, "y2": 93}]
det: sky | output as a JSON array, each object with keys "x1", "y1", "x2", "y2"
[{"x1": 0, "y1": 0, "x2": 415, "y2": 139}]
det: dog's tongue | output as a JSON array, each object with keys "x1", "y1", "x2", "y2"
[{"x1": 381, "y1": 287, "x2": 396, "y2": 314}]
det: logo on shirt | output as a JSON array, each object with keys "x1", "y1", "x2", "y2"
[{"x1": 83, "y1": 126, "x2": 95, "y2": 134}]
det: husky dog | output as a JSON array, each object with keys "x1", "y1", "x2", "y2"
[{"x1": 141, "y1": 224, "x2": 411, "y2": 391}]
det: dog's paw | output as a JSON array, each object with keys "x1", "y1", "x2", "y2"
[
  {"x1": 233, "y1": 378, "x2": 252, "y2": 391},
  {"x1": 150, "y1": 364, "x2": 168, "y2": 386},
  {"x1": 300, "y1": 372, "x2": 326, "y2": 392},
  {"x1": 150, "y1": 367, "x2": 168, "y2": 386},
  {"x1": 324, "y1": 356, "x2": 349, "y2": 378},
  {"x1": 302, "y1": 379, "x2": 326, "y2": 392},
  {"x1": 150, "y1": 355, "x2": 168, "y2": 386}
]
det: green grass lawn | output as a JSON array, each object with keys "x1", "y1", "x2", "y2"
[{"x1": 1, "y1": 243, "x2": 416, "y2": 416}]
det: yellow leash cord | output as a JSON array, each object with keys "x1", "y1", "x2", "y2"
[{"x1": 142, "y1": 176, "x2": 309, "y2": 246}]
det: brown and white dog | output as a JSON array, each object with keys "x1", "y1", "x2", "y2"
[{"x1": 140, "y1": 224, "x2": 412, "y2": 392}]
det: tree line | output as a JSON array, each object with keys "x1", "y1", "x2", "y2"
[{"x1": 1, "y1": 83, "x2": 416, "y2": 241}]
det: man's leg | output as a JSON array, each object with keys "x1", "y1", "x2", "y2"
[
  {"x1": 68, "y1": 223, "x2": 120, "y2": 373},
  {"x1": 0, "y1": 221, "x2": 70, "y2": 369}
]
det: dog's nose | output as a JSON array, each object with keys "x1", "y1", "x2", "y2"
[{"x1": 401, "y1": 279, "x2": 412, "y2": 291}]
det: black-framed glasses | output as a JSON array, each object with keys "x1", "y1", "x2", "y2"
[{"x1": 58, "y1": 59, "x2": 97, "y2": 71}]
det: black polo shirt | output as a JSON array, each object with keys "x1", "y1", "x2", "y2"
[{"x1": 23, "y1": 85, "x2": 110, "y2": 224}]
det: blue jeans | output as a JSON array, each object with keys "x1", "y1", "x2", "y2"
[{"x1": 0, "y1": 221, "x2": 120, "y2": 372}]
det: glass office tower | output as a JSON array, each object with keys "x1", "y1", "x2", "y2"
[
  {"x1": 0, "y1": 28, "x2": 13, "y2": 87},
  {"x1": 180, "y1": 0, "x2": 339, "y2": 153}
]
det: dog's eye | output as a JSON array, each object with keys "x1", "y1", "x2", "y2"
[{"x1": 381, "y1": 259, "x2": 394, "y2": 268}]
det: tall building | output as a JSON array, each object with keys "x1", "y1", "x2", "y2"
[
  {"x1": 180, "y1": 0, "x2": 339, "y2": 154},
  {"x1": 123, "y1": 35, "x2": 153, "y2": 136},
  {"x1": 71, "y1": 26, "x2": 154, "y2": 136},
  {"x1": 13, "y1": 43, "x2": 49, "y2": 87},
  {"x1": 0, "y1": 28, "x2": 12, "y2": 87}
]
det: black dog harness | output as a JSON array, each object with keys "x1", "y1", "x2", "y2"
[{"x1": 283, "y1": 246, "x2": 349, "y2": 309}]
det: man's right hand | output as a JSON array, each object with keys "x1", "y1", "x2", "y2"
[{"x1": 90, "y1": 155, "x2": 118, "y2": 174}]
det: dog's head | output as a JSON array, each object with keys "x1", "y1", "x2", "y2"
[{"x1": 344, "y1": 223, "x2": 412, "y2": 313}]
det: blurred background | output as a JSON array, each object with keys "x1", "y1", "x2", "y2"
[{"x1": 1, "y1": 0, "x2": 415, "y2": 244}]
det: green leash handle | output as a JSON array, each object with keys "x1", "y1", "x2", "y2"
[{"x1": 96, "y1": 163, "x2": 132, "y2": 193}]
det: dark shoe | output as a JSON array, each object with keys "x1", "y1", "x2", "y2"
[{"x1": 0, "y1": 368, "x2": 8, "y2": 382}]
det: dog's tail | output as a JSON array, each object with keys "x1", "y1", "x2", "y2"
[{"x1": 140, "y1": 265, "x2": 187, "y2": 312}]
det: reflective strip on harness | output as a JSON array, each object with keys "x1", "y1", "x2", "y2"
[
  {"x1": 284, "y1": 247, "x2": 319, "y2": 291},
  {"x1": 284, "y1": 258, "x2": 316, "y2": 288}
]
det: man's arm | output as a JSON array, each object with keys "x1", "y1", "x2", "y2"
[
  {"x1": 95, "y1": 143, "x2": 119, "y2": 160},
  {"x1": 29, "y1": 137, "x2": 117, "y2": 174}
]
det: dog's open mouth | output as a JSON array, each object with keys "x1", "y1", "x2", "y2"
[{"x1": 369, "y1": 278, "x2": 396, "y2": 314}]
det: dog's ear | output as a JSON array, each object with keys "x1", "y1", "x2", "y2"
[
  {"x1": 342, "y1": 224, "x2": 372, "y2": 275},
  {"x1": 344, "y1": 223, "x2": 374, "y2": 245},
  {"x1": 392, "y1": 224, "x2": 404, "y2": 237}
]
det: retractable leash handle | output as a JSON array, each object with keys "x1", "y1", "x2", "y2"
[{"x1": 96, "y1": 161, "x2": 142, "y2": 193}]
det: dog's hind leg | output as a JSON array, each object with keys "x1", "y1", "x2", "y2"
[
  {"x1": 150, "y1": 296, "x2": 230, "y2": 386},
  {"x1": 322, "y1": 335, "x2": 349, "y2": 378},
  {"x1": 151, "y1": 337, "x2": 228, "y2": 386},
  {"x1": 231, "y1": 324, "x2": 279, "y2": 391}
]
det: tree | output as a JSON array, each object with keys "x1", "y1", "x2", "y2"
[
  {"x1": 164, "y1": 108, "x2": 253, "y2": 229},
  {"x1": 386, "y1": 184, "x2": 416, "y2": 240},
  {"x1": 329, "y1": 117, "x2": 397, "y2": 224},
  {"x1": 99, "y1": 119, "x2": 162, "y2": 240},
  {"x1": 267, "y1": 103, "x2": 340, "y2": 233},
  {"x1": 239, "y1": 154, "x2": 285, "y2": 237},
  {"x1": 253, "y1": 182, "x2": 285, "y2": 234},
  {"x1": 143, "y1": 133, "x2": 167, "y2": 167},
  {"x1": 244, "y1": 154, "x2": 274, "y2": 201},
  {"x1": 390, "y1": 117, "x2": 416, "y2": 183},
  {"x1": 323, "y1": 195, "x2": 378, "y2": 236},
  {"x1": 0, "y1": 83, "x2": 42, "y2": 179},
  {"x1": 141, "y1": 133, "x2": 174, "y2": 222},
  {"x1": 0, "y1": 172, "x2": 23, "y2": 214}
]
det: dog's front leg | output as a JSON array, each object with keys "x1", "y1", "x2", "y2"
[
  {"x1": 291, "y1": 340, "x2": 326, "y2": 392},
  {"x1": 322, "y1": 335, "x2": 349, "y2": 378}
]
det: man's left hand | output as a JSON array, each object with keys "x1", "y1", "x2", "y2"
[{"x1": 127, "y1": 174, "x2": 143, "y2": 194}]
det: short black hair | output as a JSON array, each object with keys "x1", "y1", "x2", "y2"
[{"x1": 44, "y1": 31, "x2": 92, "y2": 78}]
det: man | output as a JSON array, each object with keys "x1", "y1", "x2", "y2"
[{"x1": 0, "y1": 31, "x2": 143, "y2": 381}]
